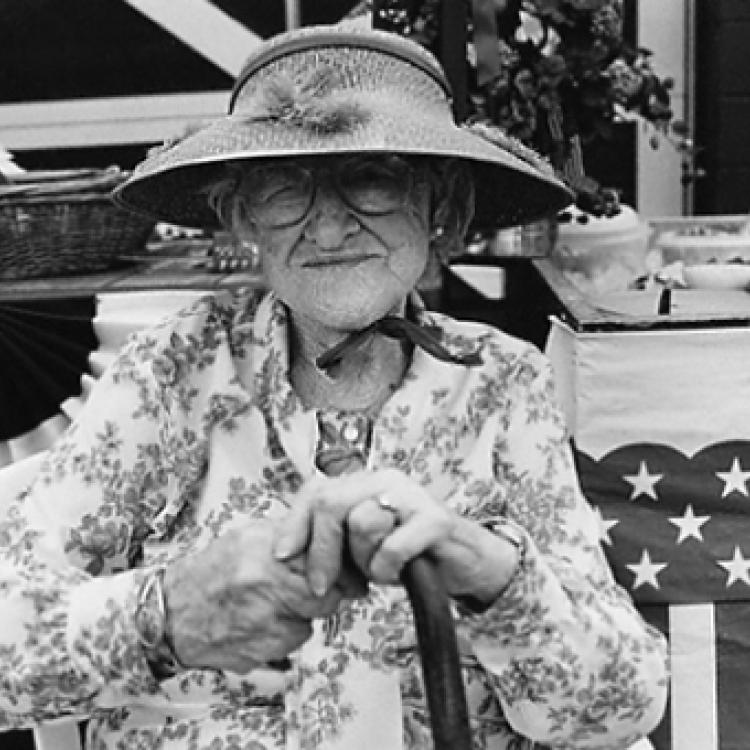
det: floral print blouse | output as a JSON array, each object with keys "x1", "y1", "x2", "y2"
[{"x1": 0, "y1": 290, "x2": 667, "y2": 750}]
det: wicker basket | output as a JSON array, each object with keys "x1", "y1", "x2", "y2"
[{"x1": 0, "y1": 169, "x2": 155, "y2": 281}]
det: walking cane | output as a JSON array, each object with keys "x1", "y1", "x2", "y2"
[{"x1": 402, "y1": 556, "x2": 472, "y2": 750}]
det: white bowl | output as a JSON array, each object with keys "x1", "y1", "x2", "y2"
[
  {"x1": 682, "y1": 263, "x2": 750, "y2": 290},
  {"x1": 658, "y1": 229, "x2": 750, "y2": 265}
]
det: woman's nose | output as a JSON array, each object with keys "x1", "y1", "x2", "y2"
[{"x1": 303, "y1": 185, "x2": 360, "y2": 249}]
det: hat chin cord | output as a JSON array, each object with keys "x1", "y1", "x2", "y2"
[{"x1": 315, "y1": 316, "x2": 482, "y2": 377}]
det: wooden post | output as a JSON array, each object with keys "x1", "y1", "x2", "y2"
[
  {"x1": 440, "y1": 0, "x2": 468, "y2": 122},
  {"x1": 285, "y1": 0, "x2": 301, "y2": 30},
  {"x1": 370, "y1": 0, "x2": 468, "y2": 122}
]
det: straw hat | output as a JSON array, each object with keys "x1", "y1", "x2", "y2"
[{"x1": 113, "y1": 22, "x2": 572, "y2": 230}]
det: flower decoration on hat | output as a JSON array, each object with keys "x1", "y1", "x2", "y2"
[{"x1": 236, "y1": 65, "x2": 371, "y2": 136}]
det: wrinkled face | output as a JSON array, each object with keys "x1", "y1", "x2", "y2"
[{"x1": 238, "y1": 155, "x2": 431, "y2": 332}]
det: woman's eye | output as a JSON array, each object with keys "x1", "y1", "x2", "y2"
[
  {"x1": 250, "y1": 168, "x2": 308, "y2": 205},
  {"x1": 349, "y1": 163, "x2": 395, "y2": 186},
  {"x1": 344, "y1": 171, "x2": 402, "y2": 209},
  {"x1": 262, "y1": 184, "x2": 306, "y2": 206}
]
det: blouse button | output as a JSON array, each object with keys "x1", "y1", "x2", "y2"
[{"x1": 342, "y1": 423, "x2": 360, "y2": 442}]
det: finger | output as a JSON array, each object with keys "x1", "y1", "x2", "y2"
[
  {"x1": 305, "y1": 506, "x2": 347, "y2": 596},
  {"x1": 306, "y1": 469, "x2": 432, "y2": 521},
  {"x1": 368, "y1": 512, "x2": 453, "y2": 583},
  {"x1": 273, "y1": 497, "x2": 314, "y2": 561},
  {"x1": 281, "y1": 552, "x2": 307, "y2": 577},
  {"x1": 346, "y1": 498, "x2": 397, "y2": 574},
  {"x1": 313, "y1": 470, "x2": 447, "y2": 581},
  {"x1": 291, "y1": 471, "x2": 394, "y2": 508},
  {"x1": 276, "y1": 563, "x2": 346, "y2": 618},
  {"x1": 282, "y1": 477, "x2": 372, "y2": 594},
  {"x1": 274, "y1": 475, "x2": 352, "y2": 560},
  {"x1": 277, "y1": 471, "x2": 420, "y2": 592}
]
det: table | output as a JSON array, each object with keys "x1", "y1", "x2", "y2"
[{"x1": 0, "y1": 254, "x2": 264, "y2": 302}]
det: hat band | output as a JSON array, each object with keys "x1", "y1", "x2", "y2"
[{"x1": 229, "y1": 31, "x2": 452, "y2": 114}]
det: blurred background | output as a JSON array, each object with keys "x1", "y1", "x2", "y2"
[{"x1": 2, "y1": 0, "x2": 747, "y2": 219}]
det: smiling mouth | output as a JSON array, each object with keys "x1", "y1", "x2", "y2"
[{"x1": 301, "y1": 255, "x2": 381, "y2": 268}]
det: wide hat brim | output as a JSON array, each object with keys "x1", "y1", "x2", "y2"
[{"x1": 113, "y1": 27, "x2": 573, "y2": 231}]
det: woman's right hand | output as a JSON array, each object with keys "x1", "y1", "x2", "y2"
[{"x1": 162, "y1": 520, "x2": 366, "y2": 673}]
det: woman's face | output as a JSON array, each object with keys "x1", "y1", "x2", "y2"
[{"x1": 240, "y1": 155, "x2": 431, "y2": 333}]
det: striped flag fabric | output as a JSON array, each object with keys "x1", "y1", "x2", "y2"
[
  {"x1": 545, "y1": 317, "x2": 750, "y2": 750},
  {"x1": 576, "y1": 443, "x2": 750, "y2": 750}
]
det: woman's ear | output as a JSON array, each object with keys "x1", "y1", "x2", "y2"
[
  {"x1": 428, "y1": 222, "x2": 451, "y2": 264},
  {"x1": 428, "y1": 159, "x2": 476, "y2": 262}
]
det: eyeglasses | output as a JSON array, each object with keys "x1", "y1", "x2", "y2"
[{"x1": 242, "y1": 155, "x2": 421, "y2": 229}]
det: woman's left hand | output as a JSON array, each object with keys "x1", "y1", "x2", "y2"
[{"x1": 273, "y1": 468, "x2": 519, "y2": 604}]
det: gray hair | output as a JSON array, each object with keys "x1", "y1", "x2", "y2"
[
  {"x1": 205, "y1": 156, "x2": 475, "y2": 262},
  {"x1": 424, "y1": 157, "x2": 475, "y2": 262}
]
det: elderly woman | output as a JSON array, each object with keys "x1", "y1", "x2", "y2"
[{"x1": 0, "y1": 21, "x2": 666, "y2": 750}]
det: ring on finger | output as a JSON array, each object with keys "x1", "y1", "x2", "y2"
[{"x1": 377, "y1": 494, "x2": 399, "y2": 522}]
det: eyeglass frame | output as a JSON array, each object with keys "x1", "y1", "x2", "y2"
[{"x1": 237, "y1": 154, "x2": 428, "y2": 229}]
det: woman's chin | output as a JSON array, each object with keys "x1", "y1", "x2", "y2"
[
  {"x1": 283, "y1": 286, "x2": 407, "y2": 333},
  {"x1": 317, "y1": 304, "x2": 396, "y2": 333}
]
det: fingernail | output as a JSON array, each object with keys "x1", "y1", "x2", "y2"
[
  {"x1": 273, "y1": 537, "x2": 293, "y2": 560},
  {"x1": 310, "y1": 571, "x2": 328, "y2": 597}
]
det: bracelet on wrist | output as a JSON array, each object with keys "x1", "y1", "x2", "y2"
[
  {"x1": 482, "y1": 519, "x2": 525, "y2": 557},
  {"x1": 454, "y1": 520, "x2": 525, "y2": 614},
  {"x1": 134, "y1": 566, "x2": 186, "y2": 680}
]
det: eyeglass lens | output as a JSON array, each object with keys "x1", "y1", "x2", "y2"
[{"x1": 245, "y1": 156, "x2": 416, "y2": 228}]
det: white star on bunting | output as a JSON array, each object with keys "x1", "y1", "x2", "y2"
[
  {"x1": 716, "y1": 457, "x2": 750, "y2": 497},
  {"x1": 592, "y1": 506, "x2": 618, "y2": 546},
  {"x1": 717, "y1": 546, "x2": 750, "y2": 587},
  {"x1": 668, "y1": 503, "x2": 711, "y2": 544},
  {"x1": 626, "y1": 549, "x2": 668, "y2": 590},
  {"x1": 622, "y1": 461, "x2": 663, "y2": 501}
]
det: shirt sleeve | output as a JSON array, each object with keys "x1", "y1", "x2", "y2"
[
  {"x1": 461, "y1": 347, "x2": 669, "y2": 749},
  {"x1": 0, "y1": 333, "x2": 183, "y2": 728}
]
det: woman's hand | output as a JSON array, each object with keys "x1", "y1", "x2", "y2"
[
  {"x1": 273, "y1": 469, "x2": 519, "y2": 606},
  {"x1": 163, "y1": 520, "x2": 367, "y2": 674}
]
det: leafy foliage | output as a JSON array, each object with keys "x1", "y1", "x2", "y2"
[{"x1": 354, "y1": 0, "x2": 692, "y2": 214}]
